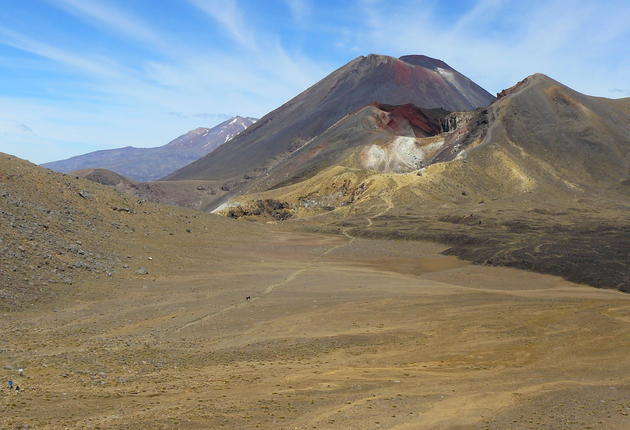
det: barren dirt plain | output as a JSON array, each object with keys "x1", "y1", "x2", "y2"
[{"x1": 2, "y1": 220, "x2": 630, "y2": 429}]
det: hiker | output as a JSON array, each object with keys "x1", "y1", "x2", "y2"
[
  {"x1": 7, "y1": 379, "x2": 13, "y2": 390},
  {"x1": 14, "y1": 385, "x2": 20, "y2": 394},
  {"x1": 18, "y1": 368, "x2": 23, "y2": 377}
]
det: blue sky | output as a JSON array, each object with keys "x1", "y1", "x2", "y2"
[{"x1": 1, "y1": 0, "x2": 629, "y2": 164}]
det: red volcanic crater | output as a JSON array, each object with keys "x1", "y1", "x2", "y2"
[{"x1": 373, "y1": 103, "x2": 447, "y2": 137}]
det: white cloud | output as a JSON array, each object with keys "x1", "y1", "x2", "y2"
[{"x1": 184, "y1": 0, "x2": 331, "y2": 96}]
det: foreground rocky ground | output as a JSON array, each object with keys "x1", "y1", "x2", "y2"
[{"x1": 1, "y1": 228, "x2": 629, "y2": 429}]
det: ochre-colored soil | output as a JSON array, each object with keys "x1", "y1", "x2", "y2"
[{"x1": 2, "y1": 229, "x2": 629, "y2": 429}]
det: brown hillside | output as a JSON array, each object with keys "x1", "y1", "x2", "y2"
[{"x1": 0, "y1": 154, "x2": 266, "y2": 310}]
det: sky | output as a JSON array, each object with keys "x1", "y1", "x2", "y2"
[{"x1": 1, "y1": 0, "x2": 629, "y2": 164}]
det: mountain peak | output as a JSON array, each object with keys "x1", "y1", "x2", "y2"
[
  {"x1": 352, "y1": 54, "x2": 453, "y2": 71},
  {"x1": 495, "y1": 73, "x2": 558, "y2": 99},
  {"x1": 398, "y1": 55, "x2": 453, "y2": 71},
  {"x1": 164, "y1": 116, "x2": 257, "y2": 151},
  {"x1": 167, "y1": 52, "x2": 495, "y2": 185}
]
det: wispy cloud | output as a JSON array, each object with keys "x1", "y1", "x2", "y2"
[
  {"x1": 16, "y1": 123, "x2": 33, "y2": 133},
  {"x1": 0, "y1": 25, "x2": 127, "y2": 79},
  {"x1": 608, "y1": 88, "x2": 630, "y2": 96},
  {"x1": 185, "y1": 0, "x2": 330, "y2": 92},
  {"x1": 0, "y1": 118, "x2": 35, "y2": 135},
  {"x1": 51, "y1": 0, "x2": 164, "y2": 47},
  {"x1": 187, "y1": 0, "x2": 254, "y2": 48}
]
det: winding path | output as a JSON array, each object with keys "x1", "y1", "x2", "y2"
[
  {"x1": 178, "y1": 194, "x2": 396, "y2": 332},
  {"x1": 365, "y1": 194, "x2": 394, "y2": 227},
  {"x1": 177, "y1": 229, "x2": 357, "y2": 332}
]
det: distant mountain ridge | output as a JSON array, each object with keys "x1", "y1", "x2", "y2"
[{"x1": 42, "y1": 116, "x2": 257, "y2": 181}]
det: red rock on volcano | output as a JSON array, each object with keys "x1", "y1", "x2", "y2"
[{"x1": 373, "y1": 103, "x2": 445, "y2": 136}]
